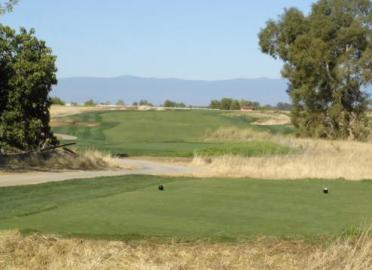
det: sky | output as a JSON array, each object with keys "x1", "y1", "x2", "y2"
[{"x1": 1, "y1": 0, "x2": 314, "y2": 80}]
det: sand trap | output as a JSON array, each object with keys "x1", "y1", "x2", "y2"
[{"x1": 55, "y1": 133, "x2": 78, "y2": 140}]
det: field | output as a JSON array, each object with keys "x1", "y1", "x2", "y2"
[
  {"x1": 2, "y1": 108, "x2": 372, "y2": 269},
  {"x1": 52, "y1": 110, "x2": 294, "y2": 157},
  {"x1": 0, "y1": 175, "x2": 371, "y2": 240}
]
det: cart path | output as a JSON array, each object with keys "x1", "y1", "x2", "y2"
[{"x1": 0, "y1": 159, "x2": 199, "y2": 187}]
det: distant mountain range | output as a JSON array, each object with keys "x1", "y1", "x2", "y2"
[
  {"x1": 52, "y1": 75, "x2": 372, "y2": 106},
  {"x1": 52, "y1": 76, "x2": 290, "y2": 106}
]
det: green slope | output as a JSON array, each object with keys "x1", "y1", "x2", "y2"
[
  {"x1": 53, "y1": 110, "x2": 294, "y2": 157},
  {"x1": 1, "y1": 175, "x2": 371, "y2": 241}
]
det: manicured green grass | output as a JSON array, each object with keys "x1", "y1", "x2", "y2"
[
  {"x1": 1, "y1": 175, "x2": 371, "y2": 241},
  {"x1": 53, "y1": 110, "x2": 293, "y2": 157}
]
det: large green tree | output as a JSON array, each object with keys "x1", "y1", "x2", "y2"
[
  {"x1": 259, "y1": 0, "x2": 372, "y2": 140},
  {"x1": 0, "y1": 25, "x2": 58, "y2": 152},
  {"x1": 0, "y1": 0, "x2": 18, "y2": 15}
]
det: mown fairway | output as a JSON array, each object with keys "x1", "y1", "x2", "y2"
[
  {"x1": 1, "y1": 175, "x2": 371, "y2": 240},
  {"x1": 53, "y1": 110, "x2": 293, "y2": 156}
]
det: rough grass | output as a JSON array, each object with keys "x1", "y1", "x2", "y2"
[
  {"x1": 50, "y1": 105, "x2": 117, "y2": 118},
  {"x1": 195, "y1": 127, "x2": 372, "y2": 180},
  {"x1": 1, "y1": 150, "x2": 121, "y2": 171},
  {"x1": 0, "y1": 228, "x2": 370, "y2": 270},
  {"x1": 194, "y1": 141, "x2": 294, "y2": 157},
  {"x1": 204, "y1": 126, "x2": 274, "y2": 141}
]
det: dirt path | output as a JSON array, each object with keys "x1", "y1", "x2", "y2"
[{"x1": 0, "y1": 159, "x2": 198, "y2": 187}]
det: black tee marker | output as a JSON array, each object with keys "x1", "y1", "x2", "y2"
[
  {"x1": 158, "y1": 185, "x2": 164, "y2": 191},
  {"x1": 323, "y1": 187, "x2": 329, "y2": 194}
]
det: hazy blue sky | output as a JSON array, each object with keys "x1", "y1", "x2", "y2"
[{"x1": 1, "y1": 0, "x2": 314, "y2": 80}]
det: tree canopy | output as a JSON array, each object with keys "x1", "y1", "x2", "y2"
[
  {"x1": 209, "y1": 98, "x2": 260, "y2": 110},
  {"x1": 259, "y1": 0, "x2": 372, "y2": 140},
  {"x1": 0, "y1": 0, "x2": 18, "y2": 15},
  {"x1": 51, "y1": 97, "x2": 65, "y2": 106},
  {"x1": 0, "y1": 26, "x2": 58, "y2": 153},
  {"x1": 163, "y1": 100, "x2": 186, "y2": 108}
]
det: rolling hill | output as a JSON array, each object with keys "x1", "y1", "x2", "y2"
[{"x1": 52, "y1": 76, "x2": 289, "y2": 106}]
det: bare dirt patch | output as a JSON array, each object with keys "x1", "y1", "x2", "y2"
[
  {"x1": 224, "y1": 110, "x2": 291, "y2": 126},
  {"x1": 252, "y1": 113, "x2": 291, "y2": 126},
  {"x1": 54, "y1": 133, "x2": 78, "y2": 141}
]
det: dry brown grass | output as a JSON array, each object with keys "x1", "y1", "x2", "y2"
[
  {"x1": 196, "y1": 127, "x2": 372, "y2": 180},
  {"x1": 50, "y1": 105, "x2": 126, "y2": 127},
  {"x1": 50, "y1": 105, "x2": 117, "y2": 118},
  {"x1": 250, "y1": 111, "x2": 291, "y2": 126},
  {"x1": 0, "y1": 229, "x2": 370, "y2": 270},
  {"x1": 205, "y1": 126, "x2": 274, "y2": 142},
  {"x1": 223, "y1": 111, "x2": 291, "y2": 126},
  {"x1": 2, "y1": 150, "x2": 122, "y2": 171},
  {"x1": 307, "y1": 228, "x2": 372, "y2": 270},
  {"x1": 50, "y1": 118, "x2": 100, "y2": 128}
]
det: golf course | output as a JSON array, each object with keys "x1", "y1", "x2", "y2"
[
  {"x1": 0, "y1": 175, "x2": 372, "y2": 241},
  {"x1": 1, "y1": 108, "x2": 371, "y2": 242},
  {"x1": 53, "y1": 110, "x2": 294, "y2": 157},
  {"x1": 1, "y1": 0, "x2": 372, "y2": 268}
]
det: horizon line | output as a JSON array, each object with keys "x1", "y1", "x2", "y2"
[{"x1": 57, "y1": 75, "x2": 284, "y2": 81}]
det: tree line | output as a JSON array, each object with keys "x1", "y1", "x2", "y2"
[
  {"x1": 208, "y1": 98, "x2": 293, "y2": 111},
  {"x1": 209, "y1": 98, "x2": 259, "y2": 110},
  {"x1": 2, "y1": 0, "x2": 372, "y2": 155},
  {"x1": 52, "y1": 96, "x2": 295, "y2": 111}
]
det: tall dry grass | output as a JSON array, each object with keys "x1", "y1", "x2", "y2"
[
  {"x1": 196, "y1": 127, "x2": 372, "y2": 180},
  {"x1": 0, "y1": 229, "x2": 370, "y2": 270},
  {"x1": 307, "y1": 227, "x2": 372, "y2": 270},
  {"x1": 204, "y1": 126, "x2": 274, "y2": 142},
  {"x1": 2, "y1": 150, "x2": 122, "y2": 171},
  {"x1": 50, "y1": 105, "x2": 116, "y2": 118}
]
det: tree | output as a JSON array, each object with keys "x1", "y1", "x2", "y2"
[
  {"x1": 240, "y1": 100, "x2": 260, "y2": 109},
  {"x1": 0, "y1": 0, "x2": 18, "y2": 15},
  {"x1": 0, "y1": 26, "x2": 58, "y2": 152},
  {"x1": 209, "y1": 98, "x2": 260, "y2": 110},
  {"x1": 176, "y1": 102, "x2": 186, "y2": 108},
  {"x1": 163, "y1": 100, "x2": 176, "y2": 107},
  {"x1": 209, "y1": 100, "x2": 221, "y2": 109},
  {"x1": 84, "y1": 99, "x2": 96, "y2": 106},
  {"x1": 163, "y1": 100, "x2": 186, "y2": 108},
  {"x1": 367, "y1": 98, "x2": 372, "y2": 111},
  {"x1": 116, "y1": 99, "x2": 125, "y2": 106},
  {"x1": 138, "y1": 100, "x2": 153, "y2": 106},
  {"x1": 51, "y1": 97, "x2": 65, "y2": 106},
  {"x1": 276, "y1": 102, "x2": 292, "y2": 110},
  {"x1": 259, "y1": 0, "x2": 372, "y2": 140},
  {"x1": 230, "y1": 100, "x2": 241, "y2": 110},
  {"x1": 220, "y1": 98, "x2": 233, "y2": 110}
]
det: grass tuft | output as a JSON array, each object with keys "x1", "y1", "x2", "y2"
[
  {"x1": 0, "y1": 227, "x2": 371, "y2": 270},
  {"x1": 1, "y1": 150, "x2": 122, "y2": 171}
]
